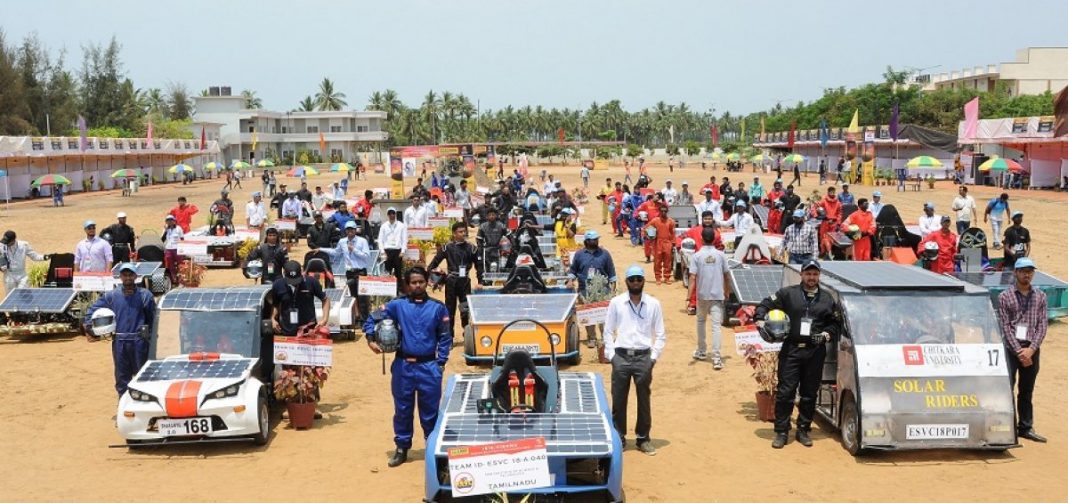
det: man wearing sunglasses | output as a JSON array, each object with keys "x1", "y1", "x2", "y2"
[{"x1": 603, "y1": 265, "x2": 666, "y2": 456}]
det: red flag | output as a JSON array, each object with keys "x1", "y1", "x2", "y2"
[
  {"x1": 557, "y1": 127, "x2": 565, "y2": 144},
  {"x1": 147, "y1": 121, "x2": 154, "y2": 145},
  {"x1": 200, "y1": 126, "x2": 206, "y2": 150},
  {"x1": 1054, "y1": 85, "x2": 1068, "y2": 137},
  {"x1": 787, "y1": 121, "x2": 796, "y2": 149},
  {"x1": 710, "y1": 125, "x2": 719, "y2": 146},
  {"x1": 319, "y1": 131, "x2": 327, "y2": 155},
  {"x1": 963, "y1": 97, "x2": 980, "y2": 140}
]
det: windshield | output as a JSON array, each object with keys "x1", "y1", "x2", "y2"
[
  {"x1": 156, "y1": 310, "x2": 259, "y2": 358},
  {"x1": 843, "y1": 293, "x2": 999, "y2": 345}
]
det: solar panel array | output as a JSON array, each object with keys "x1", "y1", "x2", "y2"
[
  {"x1": 0, "y1": 288, "x2": 77, "y2": 313},
  {"x1": 729, "y1": 265, "x2": 785, "y2": 304},
  {"x1": 323, "y1": 288, "x2": 348, "y2": 303},
  {"x1": 137, "y1": 359, "x2": 251, "y2": 382},
  {"x1": 821, "y1": 261, "x2": 962, "y2": 290},
  {"x1": 953, "y1": 271, "x2": 1068, "y2": 288},
  {"x1": 752, "y1": 206, "x2": 770, "y2": 229},
  {"x1": 468, "y1": 293, "x2": 576, "y2": 323},
  {"x1": 159, "y1": 287, "x2": 270, "y2": 311},
  {"x1": 111, "y1": 261, "x2": 163, "y2": 278}
]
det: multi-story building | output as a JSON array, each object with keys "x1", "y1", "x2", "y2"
[
  {"x1": 917, "y1": 47, "x2": 1068, "y2": 96},
  {"x1": 191, "y1": 86, "x2": 388, "y2": 165}
]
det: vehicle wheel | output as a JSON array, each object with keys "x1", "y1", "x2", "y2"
[
  {"x1": 566, "y1": 321, "x2": 582, "y2": 365},
  {"x1": 682, "y1": 267, "x2": 690, "y2": 288},
  {"x1": 463, "y1": 325, "x2": 476, "y2": 361},
  {"x1": 673, "y1": 257, "x2": 683, "y2": 280},
  {"x1": 253, "y1": 392, "x2": 269, "y2": 446},
  {"x1": 840, "y1": 394, "x2": 865, "y2": 456}
]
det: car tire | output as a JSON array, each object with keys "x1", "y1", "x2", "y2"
[
  {"x1": 253, "y1": 391, "x2": 269, "y2": 446},
  {"x1": 463, "y1": 325, "x2": 476, "y2": 363},
  {"x1": 566, "y1": 321, "x2": 582, "y2": 365},
  {"x1": 840, "y1": 394, "x2": 866, "y2": 456}
]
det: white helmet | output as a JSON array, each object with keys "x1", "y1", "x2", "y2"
[
  {"x1": 244, "y1": 259, "x2": 264, "y2": 279},
  {"x1": 91, "y1": 308, "x2": 116, "y2": 338},
  {"x1": 638, "y1": 211, "x2": 649, "y2": 221}
]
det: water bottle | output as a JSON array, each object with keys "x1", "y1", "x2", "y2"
[{"x1": 377, "y1": 319, "x2": 399, "y2": 353}]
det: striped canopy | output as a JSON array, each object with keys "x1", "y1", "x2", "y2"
[
  {"x1": 905, "y1": 156, "x2": 943, "y2": 168},
  {"x1": 782, "y1": 153, "x2": 805, "y2": 164},
  {"x1": 110, "y1": 168, "x2": 141, "y2": 178},
  {"x1": 978, "y1": 155, "x2": 1023, "y2": 172},
  {"x1": 288, "y1": 165, "x2": 319, "y2": 177},
  {"x1": 331, "y1": 163, "x2": 353, "y2": 173},
  {"x1": 31, "y1": 174, "x2": 72, "y2": 186},
  {"x1": 168, "y1": 163, "x2": 194, "y2": 174}
]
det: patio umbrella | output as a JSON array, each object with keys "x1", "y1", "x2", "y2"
[
  {"x1": 905, "y1": 156, "x2": 943, "y2": 168},
  {"x1": 288, "y1": 165, "x2": 319, "y2": 177},
  {"x1": 977, "y1": 155, "x2": 1023, "y2": 172},
  {"x1": 725, "y1": 152, "x2": 741, "y2": 161},
  {"x1": 230, "y1": 160, "x2": 252, "y2": 170},
  {"x1": 256, "y1": 159, "x2": 275, "y2": 168},
  {"x1": 204, "y1": 161, "x2": 224, "y2": 170},
  {"x1": 110, "y1": 168, "x2": 141, "y2": 179},
  {"x1": 168, "y1": 163, "x2": 194, "y2": 174},
  {"x1": 750, "y1": 154, "x2": 766, "y2": 163},
  {"x1": 331, "y1": 162, "x2": 353, "y2": 173},
  {"x1": 710, "y1": 152, "x2": 726, "y2": 161},
  {"x1": 31, "y1": 174, "x2": 72, "y2": 187},
  {"x1": 782, "y1": 153, "x2": 805, "y2": 164}
]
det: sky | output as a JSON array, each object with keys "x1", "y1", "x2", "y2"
[{"x1": 4, "y1": 0, "x2": 1068, "y2": 116}]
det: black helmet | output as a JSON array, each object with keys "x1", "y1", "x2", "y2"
[{"x1": 759, "y1": 310, "x2": 790, "y2": 343}]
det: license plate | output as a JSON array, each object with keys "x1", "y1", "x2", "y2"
[
  {"x1": 158, "y1": 417, "x2": 214, "y2": 437},
  {"x1": 905, "y1": 424, "x2": 969, "y2": 440},
  {"x1": 502, "y1": 344, "x2": 540, "y2": 354}
]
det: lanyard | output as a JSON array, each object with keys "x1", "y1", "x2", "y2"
[
  {"x1": 1014, "y1": 289, "x2": 1033, "y2": 324},
  {"x1": 628, "y1": 299, "x2": 645, "y2": 320},
  {"x1": 803, "y1": 289, "x2": 820, "y2": 319}
]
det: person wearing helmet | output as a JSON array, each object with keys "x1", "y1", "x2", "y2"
[
  {"x1": 84, "y1": 263, "x2": 156, "y2": 397},
  {"x1": 1, "y1": 230, "x2": 48, "y2": 292},
  {"x1": 755, "y1": 259, "x2": 842, "y2": 449},
  {"x1": 716, "y1": 200, "x2": 755, "y2": 248},
  {"x1": 245, "y1": 227, "x2": 289, "y2": 284},
  {"x1": 363, "y1": 266, "x2": 453, "y2": 468},
  {"x1": 840, "y1": 198, "x2": 876, "y2": 261},
  {"x1": 918, "y1": 216, "x2": 957, "y2": 274},
  {"x1": 997, "y1": 257, "x2": 1048, "y2": 443},
  {"x1": 603, "y1": 265, "x2": 666, "y2": 456},
  {"x1": 649, "y1": 205, "x2": 676, "y2": 285},
  {"x1": 781, "y1": 209, "x2": 819, "y2": 264},
  {"x1": 689, "y1": 226, "x2": 730, "y2": 368}
]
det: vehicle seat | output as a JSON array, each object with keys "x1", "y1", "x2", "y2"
[
  {"x1": 304, "y1": 253, "x2": 335, "y2": 288},
  {"x1": 137, "y1": 244, "x2": 165, "y2": 263},
  {"x1": 491, "y1": 351, "x2": 548, "y2": 413},
  {"x1": 501, "y1": 263, "x2": 547, "y2": 294},
  {"x1": 46, "y1": 253, "x2": 75, "y2": 287}
]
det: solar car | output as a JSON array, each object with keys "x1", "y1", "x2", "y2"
[
  {"x1": 462, "y1": 293, "x2": 581, "y2": 365},
  {"x1": 116, "y1": 286, "x2": 275, "y2": 447},
  {"x1": 0, "y1": 287, "x2": 83, "y2": 337},
  {"x1": 425, "y1": 319, "x2": 623, "y2": 502}
]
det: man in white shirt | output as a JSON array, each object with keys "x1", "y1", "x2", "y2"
[
  {"x1": 689, "y1": 228, "x2": 730, "y2": 369},
  {"x1": 1, "y1": 230, "x2": 47, "y2": 292},
  {"x1": 695, "y1": 188, "x2": 723, "y2": 220},
  {"x1": 543, "y1": 175, "x2": 556, "y2": 196},
  {"x1": 311, "y1": 186, "x2": 333, "y2": 211},
  {"x1": 246, "y1": 192, "x2": 268, "y2": 229},
  {"x1": 377, "y1": 208, "x2": 409, "y2": 294},
  {"x1": 403, "y1": 196, "x2": 429, "y2": 228},
  {"x1": 951, "y1": 186, "x2": 977, "y2": 235},
  {"x1": 603, "y1": 265, "x2": 666, "y2": 456},
  {"x1": 870, "y1": 191, "x2": 885, "y2": 219},
  {"x1": 918, "y1": 202, "x2": 941, "y2": 237},
  {"x1": 281, "y1": 193, "x2": 302, "y2": 219},
  {"x1": 717, "y1": 200, "x2": 755, "y2": 248},
  {"x1": 74, "y1": 220, "x2": 113, "y2": 272},
  {"x1": 661, "y1": 180, "x2": 678, "y2": 206}
]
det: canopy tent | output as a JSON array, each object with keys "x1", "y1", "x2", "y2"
[{"x1": 958, "y1": 117, "x2": 1068, "y2": 188}]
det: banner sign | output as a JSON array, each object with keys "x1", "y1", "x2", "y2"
[
  {"x1": 1037, "y1": 116, "x2": 1055, "y2": 133},
  {"x1": 273, "y1": 337, "x2": 333, "y2": 366},
  {"x1": 576, "y1": 301, "x2": 609, "y2": 327},
  {"x1": 448, "y1": 437, "x2": 551, "y2": 497},
  {"x1": 409, "y1": 227, "x2": 434, "y2": 240},
  {"x1": 274, "y1": 219, "x2": 297, "y2": 231},
  {"x1": 357, "y1": 276, "x2": 397, "y2": 296},
  {"x1": 176, "y1": 240, "x2": 209, "y2": 256},
  {"x1": 855, "y1": 344, "x2": 1008, "y2": 378},
  {"x1": 733, "y1": 325, "x2": 781, "y2": 354},
  {"x1": 1011, "y1": 118, "x2": 1028, "y2": 134},
  {"x1": 428, "y1": 216, "x2": 451, "y2": 228},
  {"x1": 443, "y1": 207, "x2": 464, "y2": 218},
  {"x1": 73, "y1": 272, "x2": 118, "y2": 292}
]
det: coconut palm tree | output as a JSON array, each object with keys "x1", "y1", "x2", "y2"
[
  {"x1": 314, "y1": 78, "x2": 347, "y2": 111},
  {"x1": 297, "y1": 96, "x2": 316, "y2": 112},
  {"x1": 421, "y1": 90, "x2": 440, "y2": 143},
  {"x1": 241, "y1": 89, "x2": 262, "y2": 109}
]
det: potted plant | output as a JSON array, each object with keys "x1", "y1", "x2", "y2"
[
  {"x1": 274, "y1": 364, "x2": 330, "y2": 429},
  {"x1": 744, "y1": 344, "x2": 779, "y2": 422},
  {"x1": 925, "y1": 174, "x2": 936, "y2": 189},
  {"x1": 176, "y1": 259, "x2": 206, "y2": 287}
]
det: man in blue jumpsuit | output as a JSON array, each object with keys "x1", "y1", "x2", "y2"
[
  {"x1": 364, "y1": 266, "x2": 452, "y2": 467},
  {"x1": 85, "y1": 263, "x2": 157, "y2": 397}
]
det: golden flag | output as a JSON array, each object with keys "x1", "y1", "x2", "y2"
[
  {"x1": 760, "y1": 117, "x2": 766, "y2": 142},
  {"x1": 740, "y1": 118, "x2": 746, "y2": 141},
  {"x1": 251, "y1": 132, "x2": 258, "y2": 151},
  {"x1": 847, "y1": 109, "x2": 859, "y2": 133}
]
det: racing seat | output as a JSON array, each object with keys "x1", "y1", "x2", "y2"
[
  {"x1": 500, "y1": 259, "x2": 547, "y2": 294},
  {"x1": 303, "y1": 252, "x2": 335, "y2": 289},
  {"x1": 136, "y1": 244, "x2": 165, "y2": 263},
  {"x1": 491, "y1": 351, "x2": 549, "y2": 413},
  {"x1": 732, "y1": 227, "x2": 772, "y2": 264},
  {"x1": 45, "y1": 253, "x2": 75, "y2": 288}
]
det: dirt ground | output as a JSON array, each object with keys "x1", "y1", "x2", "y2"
[{"x1": 1, "y1": 161, "x2": 1066, "y2": 502}]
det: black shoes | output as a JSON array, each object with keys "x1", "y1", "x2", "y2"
[
  {"x1": 388, "y1": 448, "x2": 409, "y2": 467},
  {"x1": 795, "y1": 429, "x2": 813, "y2": 447},
  {"x1": 771, "y1": 432, "x2": 788, "y2": 449},
  {"x1": 1019, "y1": 429, "x2": 1047, "y2": 443}
]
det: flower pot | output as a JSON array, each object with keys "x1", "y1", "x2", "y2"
[
  {"x1": 755, "y1": 391, "x2": 776, "y2": 422},
  {"x1": 286, "y1": 401, "x2": 317, "y2": 430}
]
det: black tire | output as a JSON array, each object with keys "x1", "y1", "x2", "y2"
[
  {"x1": 253, "y1": 391, "x2": 269, "y2": 446},
  {"x1": 566, "y1": 321, "x2": 582, "y2": 365},
  {"x1": 673, "y1": 254, "x2": 683, "y2": 280},
  {"x1": 463, "y1": 325, "x2": 476, "y2": 364},
  {"x1": 840, "y1": 394, "x2": 865, "y2": 456}
]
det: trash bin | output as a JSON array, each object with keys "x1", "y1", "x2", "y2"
[{"x1": 131, "y1": 178, "x2": 139, "y2": 193}]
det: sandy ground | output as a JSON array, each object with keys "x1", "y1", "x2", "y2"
[{"x1": 1, "y1": 162, "x2": 1067, "y2": 502}]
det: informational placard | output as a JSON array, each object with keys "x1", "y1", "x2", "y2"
[
  {"x1": 443, "y1": 207, "x2": 464, "y2": 218},
  {"x1": 73, "y1": 273, "x2": 118, "y2": 292},
  {"x1": 428, "y1": 216, "x2": 451, "y2": 228},
  {"x1": 576, "y1": 301, "x2": 609, "y2": 327},
  {"x1": 734, "y1": 325, "x2": 781, "y2": 355},
  {"x1": 274, "y1": 218, "x2": 297, "y2": 231},
  {"x1": 357, "y1": 276, "x2": 397, "y2": 296},
  {"x1": 448, "y1": 437, "x2": 551, "y2": 498},
  {"x1": 176, "y1": 240, "x2": 209, "y2": 256},
  {"x1": 233, "y1": 229, "x2": 260, "y2": 242},
  {"x1": 476, "y1": 186, "x2": 490, "y2": 194},
  {"x1": 855, "y1": 344, "x2": 1008, "y2": 378},
  {"x1": 273, "y1": 337, "x2": 333, "y2": 366},
  {"x1": 409, "y1": 227, "x2": 434, "y2": 240},
  {"x1": 404, "y1": 246, "x2": 421, "y2": 261}
]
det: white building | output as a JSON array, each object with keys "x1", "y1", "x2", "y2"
[
  {"x1": 918, "y1": 47, "x2": 1068, "y2": 96},
  {"x1": 191, "y1": 88, "x2": 388, "y2": 165}
]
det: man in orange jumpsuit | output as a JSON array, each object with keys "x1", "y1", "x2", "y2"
[
  {"x1": 637, "y1": 195, "x2": 662, "y2": 261},
  {"x1": 610, "y1": 182, "x2": 625, "y2": 236},
  {"x1": 841, "y1": 198, "x2": 877, "y2": 261},
  {"x1": 649, "y1": 204, "x2": 677, "y2": 284},
  {"x1": 919, "y1": 216, "x2": 958, "y2": 274},
  {"x1": 686, "y1": 211, "x2": 724, "y2": 313},
  {"x1": 764, "y1": 180, "x2": 785, "y2": 206},
  {"x1": 816, "y1": 187, "x2": 842, "y2": 258}
]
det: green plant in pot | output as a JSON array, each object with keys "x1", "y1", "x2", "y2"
[
  {"x1": 744, "y1": 344, "x2": 779, "y2": 422},
  {"x1": 274, "y1": 364, "x2": 330, "y2": 429}
]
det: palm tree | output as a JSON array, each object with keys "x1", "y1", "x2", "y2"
[
  {"x1": 367, "y1": 91, "x2": 384, "y2": 111},
  {"x1": 241, "y1": 89, "x2": 262, "y2": 109},
  {"x1": 297, "y1": 96, "x2": 316, "y2": 112},
  {"x1": 314, "y1": 78, "x2": 347, "y2": 111},
  {"x1": 421, "y1": 90, "x2": 440, "y2": 143},
  {"x1": 143, "y1": 88, "x2": 166, "y2": 116}
]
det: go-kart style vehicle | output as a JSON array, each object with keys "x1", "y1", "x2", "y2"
[
  {"x1": 425, "y1": 319, "x2": 624, "y2": 502},
  {"x1": 115, "y1": 286, "x2": 275, "y2": 447},
  {"x1": 0, "y1": 253, "x2": 95, "y2": 338}
]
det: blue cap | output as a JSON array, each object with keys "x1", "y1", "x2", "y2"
[
  {"x1": 584, "y1": 230, "x2": 600, "y2": 241},
  {"x1": 252, "y1": 191, "x2": 262, "y2": 197},
  {"x1": 792, "y1": 209, "x2": 805, "y2": 218},
  {"x1": 344, "y1": 221, "x2": 358, "y2": 229},
  {"x1": 924, "y1": 202, "x2": 935, "y2": 209},
  {"x1": 83, "y1": 220, "x2": 96, "y2": 229},
  {"x1": 873, "y1": 191, "x2": 882, "y2": 197},
  {"x1": 117, "y1": 263, "x2": 138, "y2": 274},
  {"x1": 1014, "y1": 257, "x2": 1036, "y2": 270},
  {"x1": 735, "y1": 200, "x2": 747, "y2": 208},
  {"x1": 625, "y1": 265, "x2": 645, "y2": 279},
  {"x1": 801, "y1": 258, "x2": 821, "y2": 271}
]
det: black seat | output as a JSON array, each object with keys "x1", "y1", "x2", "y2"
[
  {"x1": 45, "y1": 253, "x2": 75, "y2": 288},
  {"x1": 501, "y1": 263, "x2": 546, "y2": 294},
  {"x1": 136, "y1": 245, "x2": 165, "y2": 263},
  {"x1": 491, "y1": 351, "x2": 548, "y2": 413}
]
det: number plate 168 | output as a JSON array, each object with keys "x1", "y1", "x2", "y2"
[{"x1": 158, "y1": 417, "x2": 213, "y2": 437}]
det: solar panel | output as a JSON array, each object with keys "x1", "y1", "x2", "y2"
[
  {"x1": 820, "y1": 262, "x2": 963, "y2": 290},
  {"x1": 729, "y1": 265, "x2": 785, "y2": 304},
  {"x1": 323, "y1": 288, "x2": 348, "y2": 303},
  {"x1": 0, "y1": 288, "x2": 77, "y2": 313},
  {"x1": 159, "y1": 286, "x2": 270, "y2": 311},
  {"x1": 468, "y1": 293, "x2": 576, "y2": 323},
  {"x1": 137, "y1": 359, "x2": 252, "y2": 382},
  {"x1": 111, "y1": 261, "x2": 163, "y2": 278},
  {"x1": 751, "y1": 206, "x2": 770, "y2": 229},
  {"x1": 953, "y1": 271, "x2": 1068, "y2": 288}
]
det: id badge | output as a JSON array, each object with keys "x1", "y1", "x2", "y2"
[
  {"x1": 1015, "y1": 324, "x2": 1028, "y2": 341},
  {"x1": 267, "y1": 263, "x2": 275, "y2": 275},
  {"x1": 458, "y1": 267, "x2": 466, "y2": 278},
  {"x1": 799, "y1": 317, "x2": 813, "y2": 336},
  {"x1": 288, "y1": 309, "x2": 299, "y2": 325}
]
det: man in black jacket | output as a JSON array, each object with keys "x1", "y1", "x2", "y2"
[
  {"x1": 270, "y1": 185, "x2": 288, "y2": 219},
  {"x1": 307, "y1": 212, "x2": 341, "y2": 249},
  {"x1": 103, "y1": 212, "x2": 136, "y2": 263},
  {"x1": 755, "y1": 259, "x2": 842, "y2": 449},
  {"x1": 246, "y1": 227, "x2": 289, "y2": 284},
  {"x1": 779, "y1": 185, "x2": 802, "y2": 233},
  {"x1": 428, "y1": 222, "x2": 483, "y2": 334},
  {"x1": 476, "y1": 208, "x2": 508, "y2": 271}
]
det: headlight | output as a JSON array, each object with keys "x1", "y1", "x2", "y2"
[
  {"x1": 211, "y1": 384, "x2": 241, "y2": 400},
  {"x1": 480, "y1": 336, "x2": 492, "y2": 348},
  {"x1": 129, "y1": 389, "x2": 158, "y2": 403},
  {"x1": 550, "y1": 334, "x2": 561, "y2": 345}
]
